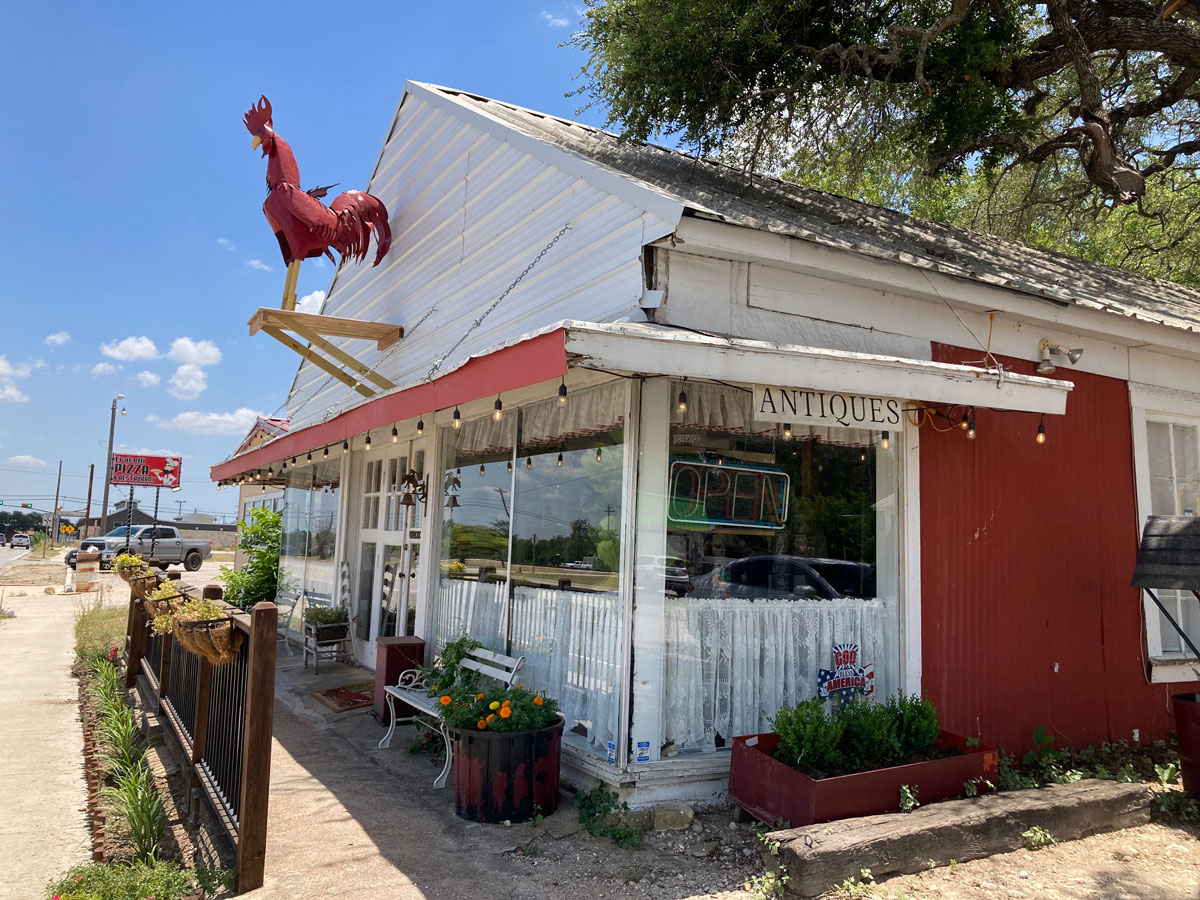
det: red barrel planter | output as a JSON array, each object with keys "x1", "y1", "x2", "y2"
[
  {"x1": 451, "y1": 716, "x2": 564, "y2": 824},
  {"x1": 730, "y1": 731, "x2": 999, "y2": 826},
  {"x1": 1174, "y1": 693, "x2": 1200, "y2": 796}
]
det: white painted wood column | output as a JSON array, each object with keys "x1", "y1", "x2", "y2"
[{"x1": 630, "y1": 378, "x2": 670, "y2": 764}]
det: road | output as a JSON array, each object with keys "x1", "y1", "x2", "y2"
[{"x1": 0, "y1": 547, "x2": 29, "y2": 573}]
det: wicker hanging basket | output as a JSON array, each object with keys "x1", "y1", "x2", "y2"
[
  {"x1": 173, "y1": 616, "x2": 244, "y2": 666},
  {"x1": 143, "y1": 588, "x2": 185, "y2": 620},
  {"x1": 129, "y1": 574, "x2": 160, "y2": 601}
]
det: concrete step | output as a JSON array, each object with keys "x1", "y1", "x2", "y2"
[{"x1": 763, "y1": 779, "x2": 1151, "y2": 897}]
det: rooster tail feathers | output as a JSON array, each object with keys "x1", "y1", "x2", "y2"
[{"x1": 330, "y1": 190, "x2": 392, "y2": 267}]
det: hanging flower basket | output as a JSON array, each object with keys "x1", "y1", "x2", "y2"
[
  {"x1": 173, "y1": 616, "x2": 245, "y2": 666},
  {"x1": 129, "y1": 573, "x2": 160, "y2": 600},
  {"x1": 143, "y1": 587, "x2": 184, "y2": 619}
]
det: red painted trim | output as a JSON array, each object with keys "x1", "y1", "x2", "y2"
[{"x1": 210, "y1": 330, "x2": 567, "y2": 481}]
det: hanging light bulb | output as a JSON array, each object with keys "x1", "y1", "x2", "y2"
[
  {"x1": 267, "y1": 465, "x2": 274, "y2": 477},
  {"x1": 291, "y1": 457, "x2": 296, "y2": 465},
  {"x1": 479, "y1": 463, "x2": 486, "y2": 477},
  {"x1": 880, "y1": 431, "x2": 891, "y2": 451},
  {"x1": 960, "y1": 410, "x2": 970, "y2": 430},
  {"x1": 452, "y1": 407, "x2": 462, "y2": 430},
  {"x1": 557, "y1": 452, "x2": 564, "y2": 467},
  {"x1": 323, "y1": 446, "x2": 329, "y2": 458},
  {"x1": 783, "y1": 423, "x2": 793, "y2": 440},
  {"x1": 558, "y1": 379, "x2": 568, "y2": 406},
  {"x1": 417, "y1": 418, "x2": 425, "y2": 437},
  {"x1": 526, "y1": 456, "x2": 532, "y2": 470},
  {"x1": 596, "y1": 446, "x2": 602, "y2": 462},
  {"x1": 677, "y1": 386, "x2": 688, "y2": 414},
  {"x1": 1036, "y1": 415, "x2": 1046, "y2": 445},
  {"x1": 493, "y1": 396, "x2": 503, "y2": 422},
  {"x1": 365, "y1": 433, "x2": 372, "y2": 451},
  {"x1": 860, "y1": 452, "x2": 867, "y2": 461},
  {"x1": 967, "y1": 418, "x2": 977, "y2": 440},
  {"x1": 281, "y1": 460, "x2": 287, "y2": 472},
  {"x1": 507, "y1": 460, "x2": 513, "y2": 474},
  {"x1": 261, "y1": 484, "x2": 266, "y2": 493},
  {"x1": 391, "y1": 425, "x2": 398, "y2": 444},
  {"x1": 342, "y1": 440, "x2": 349, "y2": 454},
  {"x1": 307, "y1": 450, "x2": 313, "y2": 462}
]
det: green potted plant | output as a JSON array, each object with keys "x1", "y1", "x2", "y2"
[
  {"x1": 729, "y1": 694, "x2": 998, "y2": 826},
  {"x1": 303, "y1": 604, "x2": 350, "y2": 642},
  {"x1": 112, "y1": 552, "x2": 147, "y2": 582}
]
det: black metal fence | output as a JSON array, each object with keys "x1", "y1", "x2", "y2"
[{"x1": 126, "y1": 579, "x2": 276, "y2": 892}]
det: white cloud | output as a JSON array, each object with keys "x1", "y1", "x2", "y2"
[
  {"x1": 168, "y1": 337, "x2": 222, "y2": 367},
  {"x1": 168, "y1": 364, "x2": 207, "y2": 399},
  {"x1": 296, "y1": 290, "x2": 325, "y2": 315},
  {"x1": 247, "y1": 259, "x2": 272, "y2": 271},
  {"x1": 0, "y1": 356, "x2": 31, "y2": 402},
  {"x1": 157, "y1": 407, "x2": 264, "y2": 436},
  {"x1": 44, "y1": 331, "x2": 71, "y2": 346},
  {"x1": 124, "y1": 446, "x2": 183, "y2": 456},
  {"x1": 136, "y1": 370, "x2": 161, "y2": 387},
  {"x1": 91, "y1": 362, "x2": 122, "y2": 376},
  {"x1": 541, "y1": 10, "x2": 570, "y2": 26},
  {"x1": 100, "y1": 336, "x2": 159, "y2": 361},
  {"x1": 216, "y1": 237, "x2": 235, "y2": 251},
  {"x1": 312, "y1": 258, "x2": 327, "y2": 269},
  {"x1": 7, "y1": 454, "x2": 46, "y2": 467},
  {"x1": 145, "y1": 414, "x2": 161, "y2": 423}
]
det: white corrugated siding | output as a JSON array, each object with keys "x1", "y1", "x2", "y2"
[{"x1": 283, "y1": 85, "x2": 681, "y2": 427}]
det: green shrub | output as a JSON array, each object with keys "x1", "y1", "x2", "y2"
[
  {"x1": 303, "y1": 605, "x2": 349, "y2": 626},
  {"x1": 771, "y1": 697, "x2": 844, "y2": 775},
  {"x1": 220, "y1": 506, "x2": 284, "y2": 610},
  {"x1": 45, "y1": 859, "x2": 197, "y2": 900},
  {"x1": 102, "y1": 763, "x2": 165, "y2": 862},
  {"x1": 891, "y1": 693, "x2": 941, "y2": 757},
  {"x1": 839, "y1": 698, "x2": 902, "y2": 770}
]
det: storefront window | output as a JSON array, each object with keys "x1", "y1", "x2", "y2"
[
  {"x1": 435, "y1": 382, "x2": 629, "y2": 760},
  {"x1": 280, "y1": 458, "x2": 342, "y2": 632},
  {"x1": 651, "y1": 381, "x2": 900, "y2": 755}
]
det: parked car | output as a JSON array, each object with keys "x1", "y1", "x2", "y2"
[
  {"x1": 805, "y1": 558, "x2": 877, "y2": 598},
  {"x1": 75, "y1": 525, "x2": 211, "y2": 571},
  {"x1": 636, "y1": 555, "x2": 694, "y2": 596},
  {"x1": 10, "y1": 532, "x2": 30, "y2": 550},
  {"x1": 690, "y1": 554, "x2": 843, "y2": 601}
]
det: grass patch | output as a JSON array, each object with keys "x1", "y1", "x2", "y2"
[{"x1": 76, "y1": 605, "x2": 127, "y2": 665}]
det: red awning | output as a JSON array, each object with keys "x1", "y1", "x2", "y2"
[{"x1": 210, "y1": 329, "x2": 567, "y2": 482}]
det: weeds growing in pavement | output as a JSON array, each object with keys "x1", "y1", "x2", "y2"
[{"x1": 573, "y1": 783, "x2": 643, "y2": 849}]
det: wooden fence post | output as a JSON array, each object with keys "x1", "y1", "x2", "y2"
[
  {"x1": 235, "y1": 601, "x2": 277, "y2": 893},
  {"x1": 126, "y1": 593, "x2": 146, "y2": 690}
]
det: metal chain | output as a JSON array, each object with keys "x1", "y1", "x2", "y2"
[{"x1": 426, "y1": 223, "x2": 571, "y2": 381}]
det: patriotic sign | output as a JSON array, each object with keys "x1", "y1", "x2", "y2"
[
  {"x1": 817, "y1": 643, "x2": 875, "y2": 704},
  {"x1": 110, "y1": 454, "x2": 183, "y2": 488}
]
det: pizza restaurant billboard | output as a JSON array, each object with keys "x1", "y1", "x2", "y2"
[
  {"x1": 110, "y1": 454, "x2": 183, "y2": 488},
  {"x1": 752, "y1": 385, "x2": 902, "y2": 429}
]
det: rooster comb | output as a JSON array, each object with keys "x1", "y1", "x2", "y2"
[{"x1": 243, "y1": 95, "x2": 273, "y2": 133}]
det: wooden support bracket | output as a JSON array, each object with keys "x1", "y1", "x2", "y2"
[{"x1": 248, "y1": 308, "x2": 403, "y2": 399}]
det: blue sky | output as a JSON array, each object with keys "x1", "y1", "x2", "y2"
[{"x1": 0, "y1": 1, "x2": 599, "y2": 523}]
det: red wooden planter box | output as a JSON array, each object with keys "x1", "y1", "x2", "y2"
[{"x1": 729, "y1": 731, "x2": 999, "y2": 826}]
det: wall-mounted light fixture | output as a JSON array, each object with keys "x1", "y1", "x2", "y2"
[{"x1": 1036, "y1": 338, "x2": 1083, "y2": 375}]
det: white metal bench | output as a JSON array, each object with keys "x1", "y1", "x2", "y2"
[{"x1": 377, "y1": 646, "x2": 525, "y2": 788}]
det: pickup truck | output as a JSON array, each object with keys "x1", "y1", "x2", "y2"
[{"x1": 73, "y1": 526, "x2": 211, "y2": 571}]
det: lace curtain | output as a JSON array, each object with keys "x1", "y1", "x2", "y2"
[
  {"x1": 434, "y1": 578, "x2": 622, "y2": 754},
  {"x1": 662, "y1": 595, "x2": 898, "y2": 753}
]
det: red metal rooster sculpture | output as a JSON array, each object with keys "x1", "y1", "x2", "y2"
[{"x1": 244, "y1": 96, "x2": 392, "y2": 310}]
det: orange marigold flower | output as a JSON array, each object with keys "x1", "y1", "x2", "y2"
[
  {"x1": 533, "y1": 696, "x2": 544, "y2": 706},
  {"x1": 477, "y1": 719, "x2": 487, "y2": 729},
  {"x1": 476, "y1": 693, "x2": 485, "y2": 700},
  {"x1": 518, "y1": 684, "x2": 525, "y2": 689},
  {"x1": 500, "y1": 706, "x2": 512, "y2": 718},
  {"x1": 502, "y1": 699, "x2": 512, "y2": 708},
  {"x1": 486, "y1": 714, "x2": 495, "y2": 723},
  {"x1": 440, "y1": 695, "x2": 452, "y2": 706}
]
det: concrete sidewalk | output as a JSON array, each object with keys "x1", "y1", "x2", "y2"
[{"x1": 0, "y1": 585, "x2": 90, "y2": 899}]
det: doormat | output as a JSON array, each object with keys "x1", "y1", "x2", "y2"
[{"x1": 311, "y1": 680, "x2": 375, "y2": 713}]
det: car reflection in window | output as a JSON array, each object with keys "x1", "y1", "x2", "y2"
[{"x1": 690, "y1": 555, "x2": 875, "y2": 601}]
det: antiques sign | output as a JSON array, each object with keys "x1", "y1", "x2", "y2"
[
  {"x1": 817, "y1": 643, "x2": 875, "y2": 703},
  {"x1": 753, "y1": 385, "x2": 902, "y2": 429},
  {"x1": 110, "y1": 454, "x2": 183, "y2": 488},
  {"x1": 668, "y1": 460, "x2": 789, "y2": 529}
]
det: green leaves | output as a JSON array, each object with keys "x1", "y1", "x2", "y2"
[{"x1": 220, "y1": 506, "x2": 283, "y2": 610}]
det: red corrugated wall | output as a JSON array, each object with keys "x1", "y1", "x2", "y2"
[{"x1": 920, "y1": 343, "x2": 1199, "y2": 753}]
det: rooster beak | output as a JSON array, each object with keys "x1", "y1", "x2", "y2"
[{"x1": 251, "y1": 135, "x2": 262, "y2": 151}]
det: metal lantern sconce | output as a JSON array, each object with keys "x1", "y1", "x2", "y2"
[{"x1": 1036, "y1": 338, "x2": 1083, "y2": 375}]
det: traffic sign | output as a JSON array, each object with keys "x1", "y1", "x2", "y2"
[{"x1": 60, "y1": 524, "x2": 75, "y2": 534}]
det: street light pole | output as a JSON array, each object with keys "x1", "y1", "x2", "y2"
[{"x1": 99, "y1": 394, "x2": 125, "y2": 536}]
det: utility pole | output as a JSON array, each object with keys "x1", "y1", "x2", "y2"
[
  {"x1": 43, "y1": 460, "x2": 62, "y2": 559},
  {"x1": 175, "y1": 500, "x2": 185, "y2": 519},
  {"x1": 99, "y1": 394, "x2": 125, "y2": 535},
  {"x1": 83, "y1": 464, "x2": 94, "y2": 539}
]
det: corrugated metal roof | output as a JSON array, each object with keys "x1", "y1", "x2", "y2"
[{"x1": 428, "y1": 85, "x2": 1200, "y2": 337}]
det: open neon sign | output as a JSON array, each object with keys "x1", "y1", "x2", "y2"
[{"x1": 667, "y1": 460, "x2": 789, "y2": 529}]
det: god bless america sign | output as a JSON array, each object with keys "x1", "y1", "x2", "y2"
[{"x1": 752, "y1": 385, "x2": 902, "y2": 429}]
